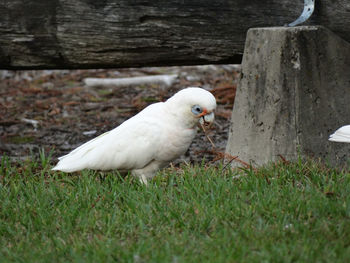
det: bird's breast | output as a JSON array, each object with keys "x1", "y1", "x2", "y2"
[{"x1": 157, "y1": 126, "x2": 196, "y2": 162}]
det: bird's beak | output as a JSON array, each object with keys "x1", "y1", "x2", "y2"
[{"x1": 199, "y1": 112, "x2": 215, "y2": 127}]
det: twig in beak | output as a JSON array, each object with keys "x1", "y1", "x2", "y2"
[{"x1": 200, "y1": 122, "x2": 216, "y2": 149}]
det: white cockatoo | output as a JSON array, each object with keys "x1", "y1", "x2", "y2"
[
  {"x1": 52, "y1": 87, "x2": 217, "y2": 183},
  {"x1": 329, "y1": 125, "x2": 350, "y2": 143}
]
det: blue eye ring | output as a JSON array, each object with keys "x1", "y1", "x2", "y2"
[{"x1": 191, "y1": 105, "x2": 203, "y2": 115}]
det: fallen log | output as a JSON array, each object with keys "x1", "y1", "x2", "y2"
[{"x1": 0, "y1": 0, "x2": 349, "y2": 69}]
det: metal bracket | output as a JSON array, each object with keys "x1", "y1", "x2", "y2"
[{"x1": 288, "y1": 0, "x2": 315, "y2": 27}]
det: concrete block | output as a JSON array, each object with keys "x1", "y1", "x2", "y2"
[{"x1": 226, "y1": 26, "x2": 350, "y2": 166}]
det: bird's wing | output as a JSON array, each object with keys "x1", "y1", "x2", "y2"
[
  {"x1": 329, "y1": 125, "x2": 350, "y2": 143},
  {"x1": 52, "y1": 115, "x2": 164, "y2": 172}
]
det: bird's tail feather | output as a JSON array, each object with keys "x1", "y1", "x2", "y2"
[{"x1": 52, "y1": 131, "x2": 111, "y2": 172}]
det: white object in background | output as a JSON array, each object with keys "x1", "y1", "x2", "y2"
[
  {"x1": 329, "y1": 125, "x2": 350, "y2": 143},
  {"x1": 21, "y1": 118, "x2": 39, "y2": 131},
  {"x1": 83, "y1": 74, "x2": 178, "y2": 88}
]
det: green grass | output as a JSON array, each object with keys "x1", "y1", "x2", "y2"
[
  {"x1": 0, "y1": 153, "x2": 350, "y2": 262},
  {"x1": 7, "y1": 136, "x2": 35, "y2": 144}
]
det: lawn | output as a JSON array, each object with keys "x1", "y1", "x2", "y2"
[{"x1": 0, "y1": 153, "x2": 350, "y2": 262}]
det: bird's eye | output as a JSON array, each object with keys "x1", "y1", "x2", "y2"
[{"x1": 191, "y1": 105, "x2": 203, "y2": 115}]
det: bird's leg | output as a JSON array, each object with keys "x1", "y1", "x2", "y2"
[{"x1": 132, "y1": 160, "x2": 163, "y2": 185}]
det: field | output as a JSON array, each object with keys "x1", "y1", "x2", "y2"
[
  {"x1": 1, "y1": 66, "x2": 350, "y2": 262},
  {"x1": 1, "y1": 153, "x2": 350, "y2": 262}
]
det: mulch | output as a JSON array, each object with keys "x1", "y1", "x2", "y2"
[{"x1": 0, "y1": 65, "x2": 240, "y2": 165}]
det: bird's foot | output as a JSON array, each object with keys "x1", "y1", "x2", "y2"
[{"x1": 139, "y1": 175, "x2": 148, "y2": 185}]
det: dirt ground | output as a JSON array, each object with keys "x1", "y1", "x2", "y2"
[{"x1": 0, "y1": 65, "x2": 240, "y2": 165}]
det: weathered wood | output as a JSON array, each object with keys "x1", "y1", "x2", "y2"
[{"x1": 0, "y1": 0, "x2": 350, "y2": 69}]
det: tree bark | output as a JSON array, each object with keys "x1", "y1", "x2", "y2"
[{"x1": 0, "y1": 0, "x2": 349, "y2": 69}]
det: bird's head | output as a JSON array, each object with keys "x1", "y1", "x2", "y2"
[{"x1": 166, "y1": 87, "x2": 217, "y2": 128}]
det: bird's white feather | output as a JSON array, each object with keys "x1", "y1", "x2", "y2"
[
  {"x1": 329, "y1": 125, "x2": 350, "y2": 143},
  {"x1": 53, "y1": 103, "x2": 164, "y2": 172},
  {"x1": 52, "y1": 87, "x2": 217, "y2": 181}
]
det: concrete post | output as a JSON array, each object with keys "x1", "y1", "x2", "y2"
[{"x1": 226, "y1": 26, "x2": 350, "y2": 166}]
